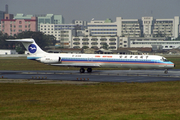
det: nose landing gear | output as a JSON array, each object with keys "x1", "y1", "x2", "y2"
[{"x1": 164, "y1": 69, "x2": 168, "y2": 74}]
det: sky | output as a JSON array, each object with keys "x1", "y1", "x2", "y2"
[{"x1": 1, "y1": 0, "x2": 180, "y2": 23}]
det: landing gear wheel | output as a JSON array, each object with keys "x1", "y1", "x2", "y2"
[
  {"x1": 87, "y1": 68, "x2": 92, "y2": 73},
  {"x1": 80, "y1": 68, "x2": 85, "y2": 73},
  {"x1": 164, "y1": 69, "x2": 168, "y2": 74}
]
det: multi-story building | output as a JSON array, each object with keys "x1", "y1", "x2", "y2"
[
  {"x1": 0, "y1": 11, "x2": 5, "y2": 23},
  {"x1": 40, "y1": 24, "x2": 72, "y2": 48},
  {"x1": 142, "y1": 17, "x2": 154, "y2": 37},
  {"x1": 14, "y1": 13, "x2": 33, "y2": 19},
  {"x1": 40, "y1": 21, "x2": 87, "y2": 48},
  {"x1": 1, "y1": 14, "x2": 37, "y2": 36},
  {"x1": 54, "y1": 15, "x2": 64, "y2": 24},
  {"x1": 119, "y1": 37, "x2": 130, "y2": 48},
  {"x1": 131, "y1": 40, "x2": 180, "y2": 50},
  {"x1": 87, "y1": 18, "x2": 118, "y2": 37},
  {"x1": 72, "y1": 36, "x2": 118, "y2": 50},
  {"x1": 36, "y1": 14, "x2": 64, "y2": 31},
  {"x1": 41, "y1": 16, "x2": 180, "y2": 50},
  {"x1": 153, "y1": 18, "x2": 173, "y2": 38},
  {"x1": 121, "y1": 19, "x2": 142, "y2": 37},
  {"x1": 0, "y1": 5, "x2": 8, "y2": 24},
  {"x1": 86, "y1": 17, "x2": 142, "y2": 38},
  {"x1": 72, "y1": 20, "x2": 87, "y2": 30},
  {"x1": 142, "y1": 16, "x2": 179, "y2": 39}
]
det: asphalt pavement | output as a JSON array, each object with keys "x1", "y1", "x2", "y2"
[{"x1": 0, "y1": 69, "x2": 180, "y2": 83}]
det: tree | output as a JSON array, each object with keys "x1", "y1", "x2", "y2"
[
  {"x1": 82, "y1": 46, "x2": 89, "y2": 49},
  {"x1": 0, "y1": 32, "x2": 15, "y2": 49},
  {"x1": 15, "y1": 46, "x2": 24, "y2": 54},
  {"x1": 102, "y1": 43, "x2": 108, "y2": 50}
]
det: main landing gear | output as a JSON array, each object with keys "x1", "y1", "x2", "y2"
[
  {"x1": 164, "y1": 69, "x2": 168, "y2": 74},
  {"x1": 80, "y1": 68, "x2": 92, "y2": 73}
]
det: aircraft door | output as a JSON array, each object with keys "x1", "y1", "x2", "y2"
[{"x1": 59, "y1": 57, "x2": 61, "y2": 62}]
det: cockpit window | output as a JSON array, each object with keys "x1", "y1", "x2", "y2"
[{"x1": 161, "y1": 57, "x2": 169, "y2": 62}]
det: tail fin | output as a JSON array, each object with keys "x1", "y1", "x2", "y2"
[
  {"x1": 6, "y1": 38, "x2": 48, "y2": 60},
  {"x1": 6, "y1": 38, "x2": 46, "y2": 55}
]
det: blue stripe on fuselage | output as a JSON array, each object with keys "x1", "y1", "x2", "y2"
[
  {"x1": 61, "y1": 58, "x2": 173, "y2": 64},
  {"x1": 27, "y1": 56, "x2": 41, "y2": 60}
]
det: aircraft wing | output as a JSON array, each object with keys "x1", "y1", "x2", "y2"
[{"x1": 51, "y1": 63, "x2": 100, "y2": 68}]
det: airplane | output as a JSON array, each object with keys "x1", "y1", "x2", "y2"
[{"x1": 6, "y1": 38, "x2": 175, "y2": 74}]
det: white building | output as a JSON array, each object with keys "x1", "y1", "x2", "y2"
[
  {"x1": 119, "y1": 37, "x2": 130, "y2": 48},
  {"x1": 121, "y1": 19, "x2": 142, "y2": 37},
  {"x1": 87, "y1": 17, "x2": 143, "y2": 38},
  {"x1": 72, "y1": 36, "x2": 118, "y2": 50},
  {"x1": 142, "y1": 17, "x2": 154, "y2": 37},
  {"x1": 0, "y1": 49, "x2": 17, "y2": 54},
  {"x1": 131, "y1": 40, "x2": 180, "y2": 50},
  {"x1": 142, "y1": 16, "x2": 180, "y2": 38},
  {"x1": 129, "y1": 37, "x2": 180, "y2": 50},
  {"x1": 72, "y1": 20, "x2": 87, "y2": 29},
  {"x1": 36, "y1": 14, "x2": 64, "y2": 31},
  {"x1": 40, "y1": 16, "x2": 180, "y2": 49},
  {"x1": 40, "y1": 24, "x2": 73, "y2": 48},
  {"x1": 87, "y1": 18, "x2": 118, "y2": 37}
]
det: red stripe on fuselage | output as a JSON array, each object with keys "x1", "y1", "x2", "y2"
[{"x1": 62, "y1": 61, "x2": 173, "y2": 65}]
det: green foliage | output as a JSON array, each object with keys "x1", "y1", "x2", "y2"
[
  {"x1": 15, "y1": 46, "x2": 24, "y2": 54},
  {"x1": 0, "y1": 32, "x2": 16, "y2": 49},
  {"x1": 82, "y1": 46, "x2": 89, "y2": 49},
  {"x1": 102, "y1": 43, "x2": 108, "y2": 50}
]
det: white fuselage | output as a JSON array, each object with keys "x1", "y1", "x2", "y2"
[
  {"x1": 28, "y1": 53, "x2": 175, "y2": 70},
  {"x1": 6, "y1": 38, "x2": 175, "y2": 72}
]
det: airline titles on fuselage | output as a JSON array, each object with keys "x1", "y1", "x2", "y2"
[{"x1": 71, "y1": 54, "x2": 152, "y2": 60}]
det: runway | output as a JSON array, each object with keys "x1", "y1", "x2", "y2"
[{"x1": 0, "y1": 69, "x2": 180, "y2": 83}]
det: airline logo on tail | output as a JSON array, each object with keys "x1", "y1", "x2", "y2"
[{"x1": 28, "y1": 44, "x2": 37, "y2": 53}]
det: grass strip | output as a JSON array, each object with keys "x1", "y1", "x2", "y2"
[{"x1": 0, "y1": 82, "x2": 180, "y2": 119}]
